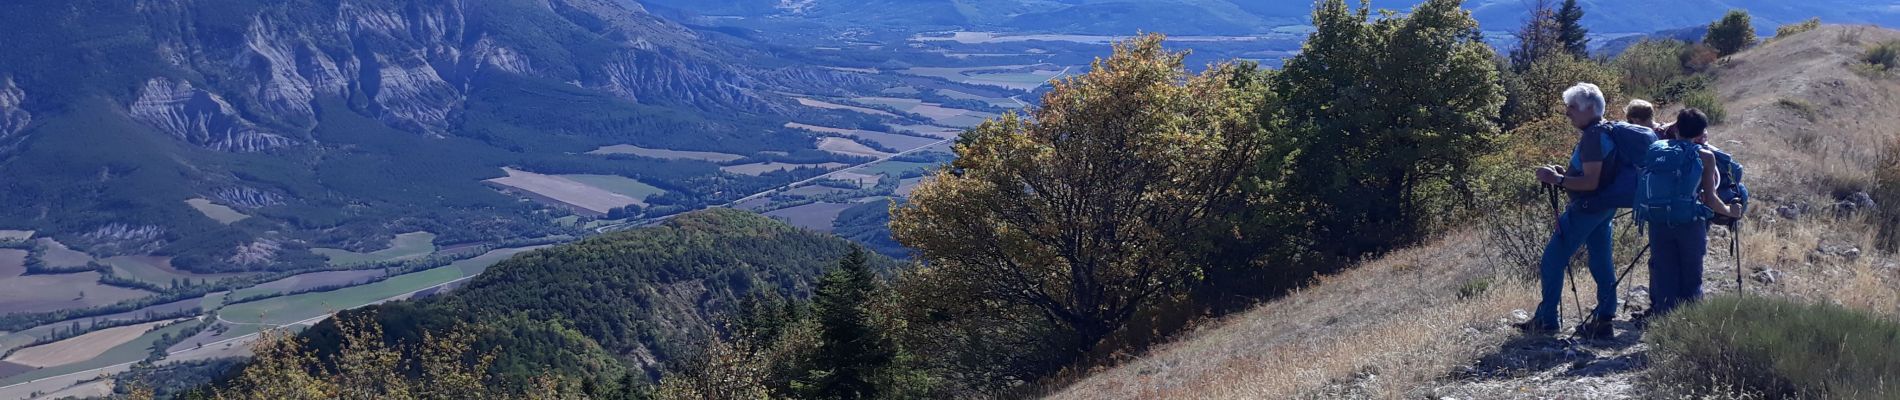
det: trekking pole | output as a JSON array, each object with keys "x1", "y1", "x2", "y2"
[
  {"x1": 1733, "y1": 220, "x2": 1744, "y2": 296},
  {"x1": 1547, "y1": 184, "x2": 1585, "y2": 323}
]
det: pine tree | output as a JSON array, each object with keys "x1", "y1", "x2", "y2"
[
  {"x1": 1509, "y1": 0, "x2": 1564, "y2": 72},
  {"x1": 801, "y1": 249, "x2": 890, "y2": 400},
  {"x1": 1555, "y1": 0, "x2": 1590, "y2": 57}
]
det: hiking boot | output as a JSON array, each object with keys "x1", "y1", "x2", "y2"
[
  {"x1": 1575, "y1": 319, "x2": 1615, "y2": 340},
  {"x1": 1514, "y1": 321, "x2": 1558, "y2": 335}
]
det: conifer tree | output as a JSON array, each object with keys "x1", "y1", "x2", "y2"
[
  {"x1": 1705, "y1": 9, "x2": 1758, "y2": 57},
  {"x1": 1555, "y1": 0, "x2": 1590, "y2": 57},
  {"x1": 801, "y1": 249, "x2": 890, "y2": 400}
]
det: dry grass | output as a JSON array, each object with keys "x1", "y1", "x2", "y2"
[
  {"x1": 485, "y1": 167, "x2": 641, "y2": 215},
  {"x1": 1047, "y1": 230, "x2": 1542, "y2": 399}
]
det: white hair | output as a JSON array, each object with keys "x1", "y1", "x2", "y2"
[{"x1": 1563, "y1": 83, "x2": 1606, "y2": 118}]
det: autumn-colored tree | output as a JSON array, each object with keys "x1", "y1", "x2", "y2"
[
  {"x1": 1705, "y1": 9, "x2": 1759, "y2": 57},
  {"x1": 1267, "y1": 0, "x2": 1506, "y2": 261},
  {"x1": 214, "y1": 316, "x2": 539, "y2": 400},
  {"x1": 890, "y1": 34, "x2": 1271, "y2": 355}
]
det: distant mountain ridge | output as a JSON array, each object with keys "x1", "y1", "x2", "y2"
[{"x1": 0, "y1": 0, "x2": 880, "y2": 271}]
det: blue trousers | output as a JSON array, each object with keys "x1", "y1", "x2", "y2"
[
  {"x1": 1648, "y1": 222, "x2": 1709, "y2": 316},
  {"x1": 1531, "y1": 204, "x2": 1619, "y2": 329}
]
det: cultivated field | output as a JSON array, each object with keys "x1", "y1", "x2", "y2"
[
  {"x1": 762, "y1": 202, "x2": 859, "y2": 231},
  {"x1": 794, "y1": 97, "x2": 900, "y2": 117},
  {"x1": 2, "y1": 320, "x2": 169, "y2": 368},
  {"x1": 184, "y1": 198, "x2": 247, "y2": 224},
  {"x1": 0, "y1": 250, "x2": 153, "y2": 315},
  {"x1": 0, "y1": 231, "x2": 30, "y2": 241},
  {"x1": 829, "y1": 172, "x2": 882, "y2": 188},
  {"x1": 311, "y1": 231, "x2": 438, "y2": 266},
  {"x1": 0, "y1": 317, "x2": 198, "y2": 387},
  {"x1": 34, "y1": 238, "x2": 92, "y2": 268},
  {"x1": 585, "y1": 144, "x2": 747, "y2": 162},
  {"x1": 782, "y1": 185, "x2": 847, "y2": 198},
  {"x1": 817, "y1": 137, "x2": 891, "y2": 158},
  {"x1": 852, "y1": 97, "x2": 998, "y2": 127},
  {"x1": 486, "y1": 168, "x2": 640, "y2": 216},
  {"x1": 912, "y1": 31, "x2": 1272, "y2": 44},
  {"x1": 886, "y1": 124, "x2": 965, "y2": 139},
  {"x1": 219, "y1": 246, "x2": 543, "y2": 326},
  {"x1": 899, "y1": 65, "x2": 1068, "y2": 91},
  {"x1": 854, "y1": 160, "x2": 937, "y2": 177},
  {"x1": 937, "y1": 88, "x2": 1024, "y2": 107},
  {"x1": 0, "y1": 297, "x2": 199, "y2": 355},
  {"x1": 102, "y1": 256, "x2": 247, "y2": 288},
  {"x1": 785, "y1": 122, "x2": 942, "y2": 151},
  {"x1": 227, "y1": 269, "x2": 387, "y2": 300},
  {"x1": 896, "y1": 177, "x2": 927, "y2": 196},
  {"x1": 557, "y1": 174, "x2": 665, "y2": 205},
  {"x1": 721, "y1": 162, "x2": 849, "y2": 176}
]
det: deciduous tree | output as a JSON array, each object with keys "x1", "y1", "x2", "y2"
[
  {"x1": 891, "y1": 34, "x2": 1271, "y2": 355},
  {"x1": 1705, "y1": 10, "x2": 1758, "y2": 57}
]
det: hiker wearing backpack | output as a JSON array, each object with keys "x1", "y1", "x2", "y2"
[
  {"x1": 1625, "y1": 100, "x2": 1658, "y2": 132},
  {"x1": 1521, "y1": 83, "x2": 1658, "y2": 338},
  {"x1": 1638, "y1": 109, "x2": 1744, "y2": 317}
]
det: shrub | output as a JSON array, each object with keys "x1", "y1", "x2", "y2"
[
  {"x1": 1681, "y1": 89, "x2": 1727, "y2": 124},
  {"x1": 1776, "y1": 98, "x2": 1819, "y2": 122},
  {"x1": 1648, "y1": 296, "x2": 1900, "y2": 399},
  {"x1": 1877, "y1": 140, "x2": 1900, "y2": 250},
  {"x1": 1775, "y1": 17, "x2": 1822, "y2": 39},
  {"x1": 1864, "y1": 40, "x2": 1900, "y2": 71},
  {"x1": 1705, "y1": 10, "x2": 1758, "y2": 57},
  {"x1": 1616, "y1": 39, "x2": 1690, "y2": 99}
]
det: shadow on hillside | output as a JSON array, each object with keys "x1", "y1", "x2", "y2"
[{"x1": 1459, "y1": 320, "x2": 1650, "y2": 381}]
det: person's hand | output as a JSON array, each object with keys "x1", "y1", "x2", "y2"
[{"x1": 1535, "y1": 166, "x2": 1562, "y2": 186}]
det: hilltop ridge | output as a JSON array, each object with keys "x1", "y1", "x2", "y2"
[{"x1": 1046, "y1": 24, "x2": 1900, "y2": 399}]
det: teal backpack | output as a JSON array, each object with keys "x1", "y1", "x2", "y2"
[{"x1": 1635, "y1": 139, "x2": 1712, "y2": 227}]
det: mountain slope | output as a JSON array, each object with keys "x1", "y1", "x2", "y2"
[
  {"x1": 303, "y1": 209, "x2": 894, "y2": 379},
  {"x1": 0, "y1": 0, "x2": 879, "y2": 271},
  {"x1": 1048, "y1": 24, "x2": 1900, "y2": 399}
]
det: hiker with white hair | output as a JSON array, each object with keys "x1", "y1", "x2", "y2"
[{"x1": 1519, "y1": 83, "x2": 1658, "y2": 338}]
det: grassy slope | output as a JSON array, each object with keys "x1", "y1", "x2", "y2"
[{"x1": 1048, "y1": 25, "x2": 1900, "y2": 399}]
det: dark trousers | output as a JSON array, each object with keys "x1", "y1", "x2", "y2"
[{"x1": 1648, "y1": 222, "x2": 1709, "y2": 316}]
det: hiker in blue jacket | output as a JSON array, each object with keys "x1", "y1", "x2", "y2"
[
  {"x1": 1644, "y1": 109, "x2": 1743, "y2": 317},
  {"x1": 1523, "y1": 83, "x2": 1654, "y2": 338}
]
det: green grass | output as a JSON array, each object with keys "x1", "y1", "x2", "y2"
[
  {"x1": 102, "y1": 256, "x2": 243, "y2": 288},
  {"x1": 1649, "y1": 296, "x2": 1900, "y2": 399},
  {"x1": 218, "y1": 246, "x2": 541, "y2": 326},
  {"x1": 1776, "y1": 98, "x2": 1819, "y2": 122},
  {"x1": 184, "y1": 199, "x2": 248, "y2": 225},
  {"x1": 0, "y1": 318, "x2": 196, "y2": 387},
  {"x1": 557, "y1": 174, "x2": 668, "y2": 204},
  {"x1": 310, "y1": 231, "x2": 437, "y2": 266}
]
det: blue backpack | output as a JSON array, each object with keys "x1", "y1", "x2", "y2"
[
  {"x1": 1708, "y1": 148, "x2": 1749, "y2": 225},
  {"x1": 1571, "y1": 122, "x2": 1660, "y2": 212},
  {"x1": 1636, "y1": 139, "x2": 1713, "y2": 227}
]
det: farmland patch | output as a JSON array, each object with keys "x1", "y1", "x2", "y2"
[
  {"x1": 35, "y1": 238, "x2": 92, "y2": 268},
  {"x1": 184, "y1": 198, "x2": 248, "y2": 224},
  {"x1": 557, "y1": 174, "x2": 665, "y2": 204},
  {"x1": 0, "y1": 231, "x2": 30, "y2": 241},
  {"x1": 227, "y1": 269, "x2": 387, "y2": 300},
  {"x1": 311, "y1": 231, "x2": 437, "y2": 266},
  {"x1": 817, "y1": 137, "x2": 891, "y2": 158},
  {"x1": 785, "y1": 122, "x2": 942, "y2": 151},
  {"x1": 762, "y1": 202, "x2": 858, "y2": 232},
  {"x1": 585, "y1": 145, "x2": 746, "y2": 162},
  {"x1": 721, "y1": 162, "x2": 849, "y2": 176},
  {"x1": 103, "y1": 256, "x2": 248, "y2": 288},
  {"x1": 0, "y1": 251, "x2": 152, "y2": 315},
  {"x1": 2, "y1": 320, "x2": 169, "y2": 368},
  {"x1": 219, "y1": 246, "x2": 545, "y2": 326},
  {"x1": 793, "y1": 97, "x2": 898, "y2": 117},
  {"x1": 486, "y1": 168, "x2": 639, "y2": 216}
]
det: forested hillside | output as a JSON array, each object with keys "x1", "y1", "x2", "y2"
[{"x1": 156, "y1": 0, "x2": 1900, "y2": 399}]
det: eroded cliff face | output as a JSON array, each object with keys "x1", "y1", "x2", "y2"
[
  {"x1": 125, "y1": 0, "x2": 797, "y2": 149},
  {"x1": 129, "y1": 77, "x2": 296, "y2": 152},
  {"x1": 0, "y1": 77, "x2": 28, "y2": 141}
]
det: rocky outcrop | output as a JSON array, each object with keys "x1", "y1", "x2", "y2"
[
  {"x1": 78, "y1": 223, "x2": 168, "y2": 256},
  {"x1": 129, "y1": 78, "x2": 295, "y2": 152},
  {"x1": 227, "y1": 240, "x2": 282, "y2": 266},
  {"x1": 0, "y1": 77, "x2": 28, "y2": 140},
  {"x1": 212, "y1": 186, "x2": 287, "y2": 209}
]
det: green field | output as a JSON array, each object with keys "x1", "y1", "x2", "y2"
[
  {"x1": 184, "y1": 198, "x2": 248, "y2": 224},
  {"x1": 558, "y1": 174, "x2": 667, "y2": 205},
  {"x1": 219, "y1": 246, "x2": 543, "y2": 326},
  {"x1": 311, "y1": 231, "x2": 437, "y2": 266},
  {"x1": 0, "y1": 318, "x2": 195, "y2": 386},
  {"x1": 102, "y1": 256, "x2": 245, "y2": 288}
]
